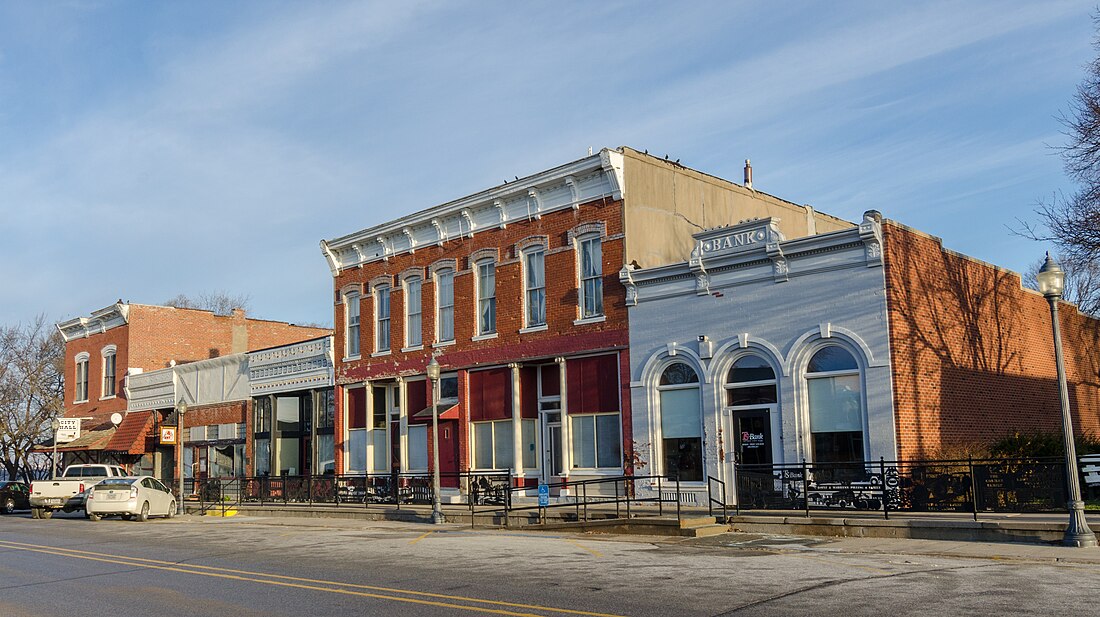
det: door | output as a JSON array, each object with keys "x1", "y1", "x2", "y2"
[
  {"x1": 540, "y1": 412, "x2": 563, "y2": 484},
  {"x1": 732, "y1": 409, "x2": 772, "y2": 467},
  {"x1": 438, "y1": 420, "x2": 460, "y2": 488}
]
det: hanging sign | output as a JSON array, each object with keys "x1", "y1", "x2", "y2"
[
  {"x1": 160, "y1": 427, "x2": 178, "y2": 445},
  {"x1": 56, "y1": 418, "x2": 81, "y2": 443}
]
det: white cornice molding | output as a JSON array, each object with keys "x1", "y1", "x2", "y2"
[
  {"x1": 320, "y1": 149, "x2": 624, "y2": 276},
  {"x1": 57, "y1": 302, "x2": 130, "y2": 342}
]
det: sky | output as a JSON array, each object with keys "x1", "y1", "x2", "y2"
[{"x1": 0, "y1": 0, "x2": 1094, "y2": 329}]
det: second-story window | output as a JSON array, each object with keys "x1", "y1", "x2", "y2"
[
  {"x1": 578, "y1": 235, "x2": 603, "y2": 319},
  {"x1": 436, "y1": 269, "x2": 455, "y2": 343},
  {"x1": 405, "y1": 276, "x2": 422, "y2": 348},
  {"x1": 102, "y1": 350, "x2": 116, "y2": 398},
  {"x1": 476, "y1": 259, "x2": 496, "y2": 335},
  {"x1": 375, "y1": 284, "x2": 391, "y2": 353},
  {"x1": 524, "y1": 248, "x2": 546, "y2": 328},
  {"x1": 74, "y1": 356, "x2": 89, "y2": 403},
  {"x1": 345, "y1": 292, "x2": 361, "y2": 358}
]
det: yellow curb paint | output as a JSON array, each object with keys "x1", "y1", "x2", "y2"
[
  {"x1": 564, "y1": 539, "x2": 603, "y2": 558},
  {"x1": 409, "y1": 531, "x2": 434, "y2": 545}
]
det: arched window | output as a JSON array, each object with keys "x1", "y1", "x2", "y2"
[
  {"x1": 725, "y1": 355, "x2": 776, "y2": 406},
  {"x1": 805, "y1": 346, "x2": 863, "y2": 463},
  {"x1": 658, "y1": 362, "x2": 702, "y2": 482}
]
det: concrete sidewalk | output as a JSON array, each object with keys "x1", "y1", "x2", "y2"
[{"x1": 195, "y1": 498, "x2": 1100, "y2": 546}]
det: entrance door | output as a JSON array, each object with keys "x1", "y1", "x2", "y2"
[
  {"x1": 732, "y1": 409, "x2": 772, "y2": 466},
  {"x1": 540, "y1": 412, "x2": 563, "y2": 484}
]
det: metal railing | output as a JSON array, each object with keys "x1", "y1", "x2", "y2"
[
  {"x1": 496, "y1": 474, "x2": 687, "y2": 526},
  {"x1": 725, "y1": 457, "x2": 1071, "y2": 520}
]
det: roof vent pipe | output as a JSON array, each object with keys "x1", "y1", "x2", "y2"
[{"x1": 744, "y1": 159, "x2": 753, "y2": 189}]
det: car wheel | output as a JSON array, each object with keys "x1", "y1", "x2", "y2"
[
  {"x1": 167, "y1": 502, "x2": 176, "y2": 518},
  {"x1": 137, "y1": 502, "x2": 149, "y2": 522},
  {"x1": 121, "y1": 513, "x2": 132, "y2": 521},
  {"x1": 87, "y1": 512, "x2": 101, "y2": 522},
  {"x1": 1, "y1": 498, "x2": 14, "y2": 515},
  {"x1": 39, "y1": 509, "x2": 53, "y2": 520}
]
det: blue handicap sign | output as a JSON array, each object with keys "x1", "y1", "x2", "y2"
[{"x1": 537, "y1": 484, "x2": 549, "y2": 507}]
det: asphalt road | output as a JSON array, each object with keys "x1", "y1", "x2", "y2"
[{"x1": 1, "y1": 510, "x2": 1098, "y2": 617}]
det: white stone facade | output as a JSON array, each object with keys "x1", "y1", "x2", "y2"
[{"x1": 623, "y1": 211, "x2": 896, "y2": 502}]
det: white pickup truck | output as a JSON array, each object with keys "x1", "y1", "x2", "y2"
[{"x1": 30, "y1": 464, "x2": 129, "y2": 519}]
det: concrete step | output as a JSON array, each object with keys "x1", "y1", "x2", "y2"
[
  {"x1": 678, "y1": 515, "x2": 719, "y2": 528},
  {"x1": 682, "y1": 523, "x2": 732, "y2": 538}
]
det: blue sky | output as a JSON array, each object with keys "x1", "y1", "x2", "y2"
[{"x1": 0, "y1": 1, "x2": 1093, "y2": 328}]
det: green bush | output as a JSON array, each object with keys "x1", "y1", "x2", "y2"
[{"x1": 988, "y1": 431, "x2": 1100, "y2": 458}]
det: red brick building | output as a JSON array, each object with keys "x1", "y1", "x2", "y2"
[
  {"x1": 320, "y1": 148, "x2": 847, "y2": 492},
  {"x1": 884, "y1": 222, "x2": 1100, "y2": 459},
  {"x1": 53, "y1": 302, "x2": 329, "y2": 473}
]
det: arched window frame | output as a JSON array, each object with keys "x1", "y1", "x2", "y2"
[
  {"x1": 655, "y1": 361, "x2": 704, "y2": 483},
  {"x1": 723, "y1": 352, "x2": 779, "y2": 408},
  {"x1": 74, "y1": 352, "x2": 90, "y2": 403},
  {"x1": 801, "y1": 343, "x2": 867, "y2": 464},
  {"x1": 101, "y1": 345, "x2": 117, "y2": 399}
]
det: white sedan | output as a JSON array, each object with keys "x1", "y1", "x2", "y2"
[{"x1": 86, "y1": 476, "x2": 176, "y2": 522}]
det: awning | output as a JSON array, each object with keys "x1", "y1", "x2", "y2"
[
  {"x1": 412, "y1": 403, "x2": 459, "y2": 421},
  {"x1": 50, "y1": 428, "x2": 117, "y2": 453},
  {"x1": 103, "y1": 411, "x2": 154, "y2": 454}
]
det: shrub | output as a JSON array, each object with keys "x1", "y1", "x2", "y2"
[{"x1": 988, "y1": 431, "x2": 1100, "y2": 458}]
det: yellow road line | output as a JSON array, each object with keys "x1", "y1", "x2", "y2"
[
  {"x1": 563, "y1": 539, "x2": 603, "y2": 558},
  {"x1": 0, "y1": 540, "x2": 624, "y2": 617},
  {"x1": 409, "y1": 530, "x2": 434, "y2": 545}
]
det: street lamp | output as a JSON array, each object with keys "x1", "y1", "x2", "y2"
[
  {"x1": 426, "y1": 357, "x2": 444, "y2": 524},
  {"x1": 176, "y1": 401, "x2": 188, "y2": 516},
  {"x1": 1036, "y1": 253, "x2": 1098, "y2": 548},
  {"x1": 50, "y1": 418, "x2": 60, "y2": 480}
]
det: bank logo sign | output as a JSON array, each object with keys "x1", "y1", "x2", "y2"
[{"x1": 692, "y1": 218, "x2": 783, "y2": 260}]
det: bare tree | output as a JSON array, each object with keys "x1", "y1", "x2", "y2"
[
  {"x1": 164, "y1": 291, "x2": 251, "y2": 316},
  {"x1": 1022, "y1": 254, "x2": 1100, "y2": 315},
  {"x1": 0, "y1": 316, "x2": 64, "y2": 482},
  {"x1": 1021, "y1": 14, "x2": 1100, "y2": 297}
]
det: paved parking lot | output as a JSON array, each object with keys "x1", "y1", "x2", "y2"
[{"x1": 1, "y1": 511, "x2": 1098, "y2": 616}]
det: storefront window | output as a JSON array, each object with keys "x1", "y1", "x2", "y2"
[
  {"x1": 806, "y1": 346, "x2": 864, "y2": 463},
  {"x1": 254, "y1": 439, "x2": 270, "y2": 476},
  {"x1": 473, "y1": 420, "x2": 513, "y2": 470},
  {"x1": 571, "y1": 414, "x2": 620, "y2": 469},
  {"x1": 408, "y1": 424, "x2": 428, "y2": 470},
  {"x1": 658, "y1": 363, "x2": 702, "y2": 482}
]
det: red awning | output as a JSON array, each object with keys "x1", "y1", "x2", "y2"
[
  {"x1": 103, "y1": 411, "x2": 154, "y2": 454},
  {"x1": 412, "y1": 403, "x2": 460, "y2": 421}
]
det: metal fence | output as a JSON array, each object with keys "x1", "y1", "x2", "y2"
[{"x1": 729, "y1": 457, "x2": 1071, "y2": 519}]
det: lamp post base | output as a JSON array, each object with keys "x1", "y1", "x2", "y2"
[
  {"x1": 1063, "y1": 501, "x2": 1098, "y2": 547},
  {"x1": 431, "y1": 509, "x2": 445, "y2": 525}
]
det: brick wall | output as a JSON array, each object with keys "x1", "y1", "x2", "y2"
[
  {"x1": 63, "y1": 324, "x2": 129, "y2": 427},
  {"x1": 332, "y1": 197, "x2": 629, "y2": 382},
  {"x1": 883, "y1": 222, "x2": 1100, "y2": 459}
]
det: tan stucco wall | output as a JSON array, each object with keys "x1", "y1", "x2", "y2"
[{"x1": 620, "y1": 147, "x2": 853, "y2": 268}]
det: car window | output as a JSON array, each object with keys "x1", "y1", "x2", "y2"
[
  {"x1": 141, "y1": 478, "x2": 155, "y2": 489},
  {"x1": 151, "y1": 478, "x2": 169, "y2": 493},
  {"x1": 82, "y1": 467, "x2": 107, "y2": 477},
  {"x1": 97, "y1": 478, "x2": 136, "y2": 489}
]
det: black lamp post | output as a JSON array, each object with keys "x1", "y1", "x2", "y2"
[{"x1": 1036, "y1": 253, "x2": 1097, "y2": 547}]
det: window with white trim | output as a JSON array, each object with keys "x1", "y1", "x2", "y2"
[
  {"x1": 375, "y1": 284, "x2": 391, "y2": 353},
  {"x1": 436, "y1": 269, "x2": 455, "y2": 343},
  {"x1": 524, "y1": 248, "x2": 546, "y2": 328},
  {"x1": 476, "y1": 259, "x2": 496, "y2": 335},
  {"x1": 578, "y1": 235, "x2": 603, "y2": 318},
  {"x1": 805, "y1": 346, "x2": 864, "y2": 463},
  {"x1": 74, "y1": 355, "x2": 89, "y2": 403},
  {"x1": 570, "y1": 413, "x2": 620, "y2": 469},
  {"x1": 658, "y1": 363, "x2": 702, "y2": 482},
  {"x1": 405, "y1": 276, "x2": 422, "y2": 347},
  {"x1": 345, "y1": 292, "x2": 361, "y2": 358},
  {"x1": 472, "y1": 419, "x2": 514, "y2": 470},
  {"x1": 408, "y1": 424, "x2": 428, "y2": 470},
  {"x1": 102, "y1": 350, "x2": 117, "y2": 398},
  {"x1": 725, "y1": 355, "x2": 777, "y2": 406}
]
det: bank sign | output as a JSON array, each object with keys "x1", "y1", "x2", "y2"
[{"x1": 693, "y1": 218, "x2": 783, "y2": 259}]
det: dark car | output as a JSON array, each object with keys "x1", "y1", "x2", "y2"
[{"x1": 1, "y1": 481, "x2": 31, "y2": 514}]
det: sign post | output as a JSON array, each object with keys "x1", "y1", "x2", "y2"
[{"x1": 537, "y1": 484, "x2": 549, "y2": 524}]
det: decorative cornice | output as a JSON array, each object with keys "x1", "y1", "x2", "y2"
[
  {"x1": 320, "y1": 149, "x2": 624, "y2": 275},
  {"x1": 57, "y1": 302, "x2": 130, "y2": 342}
]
